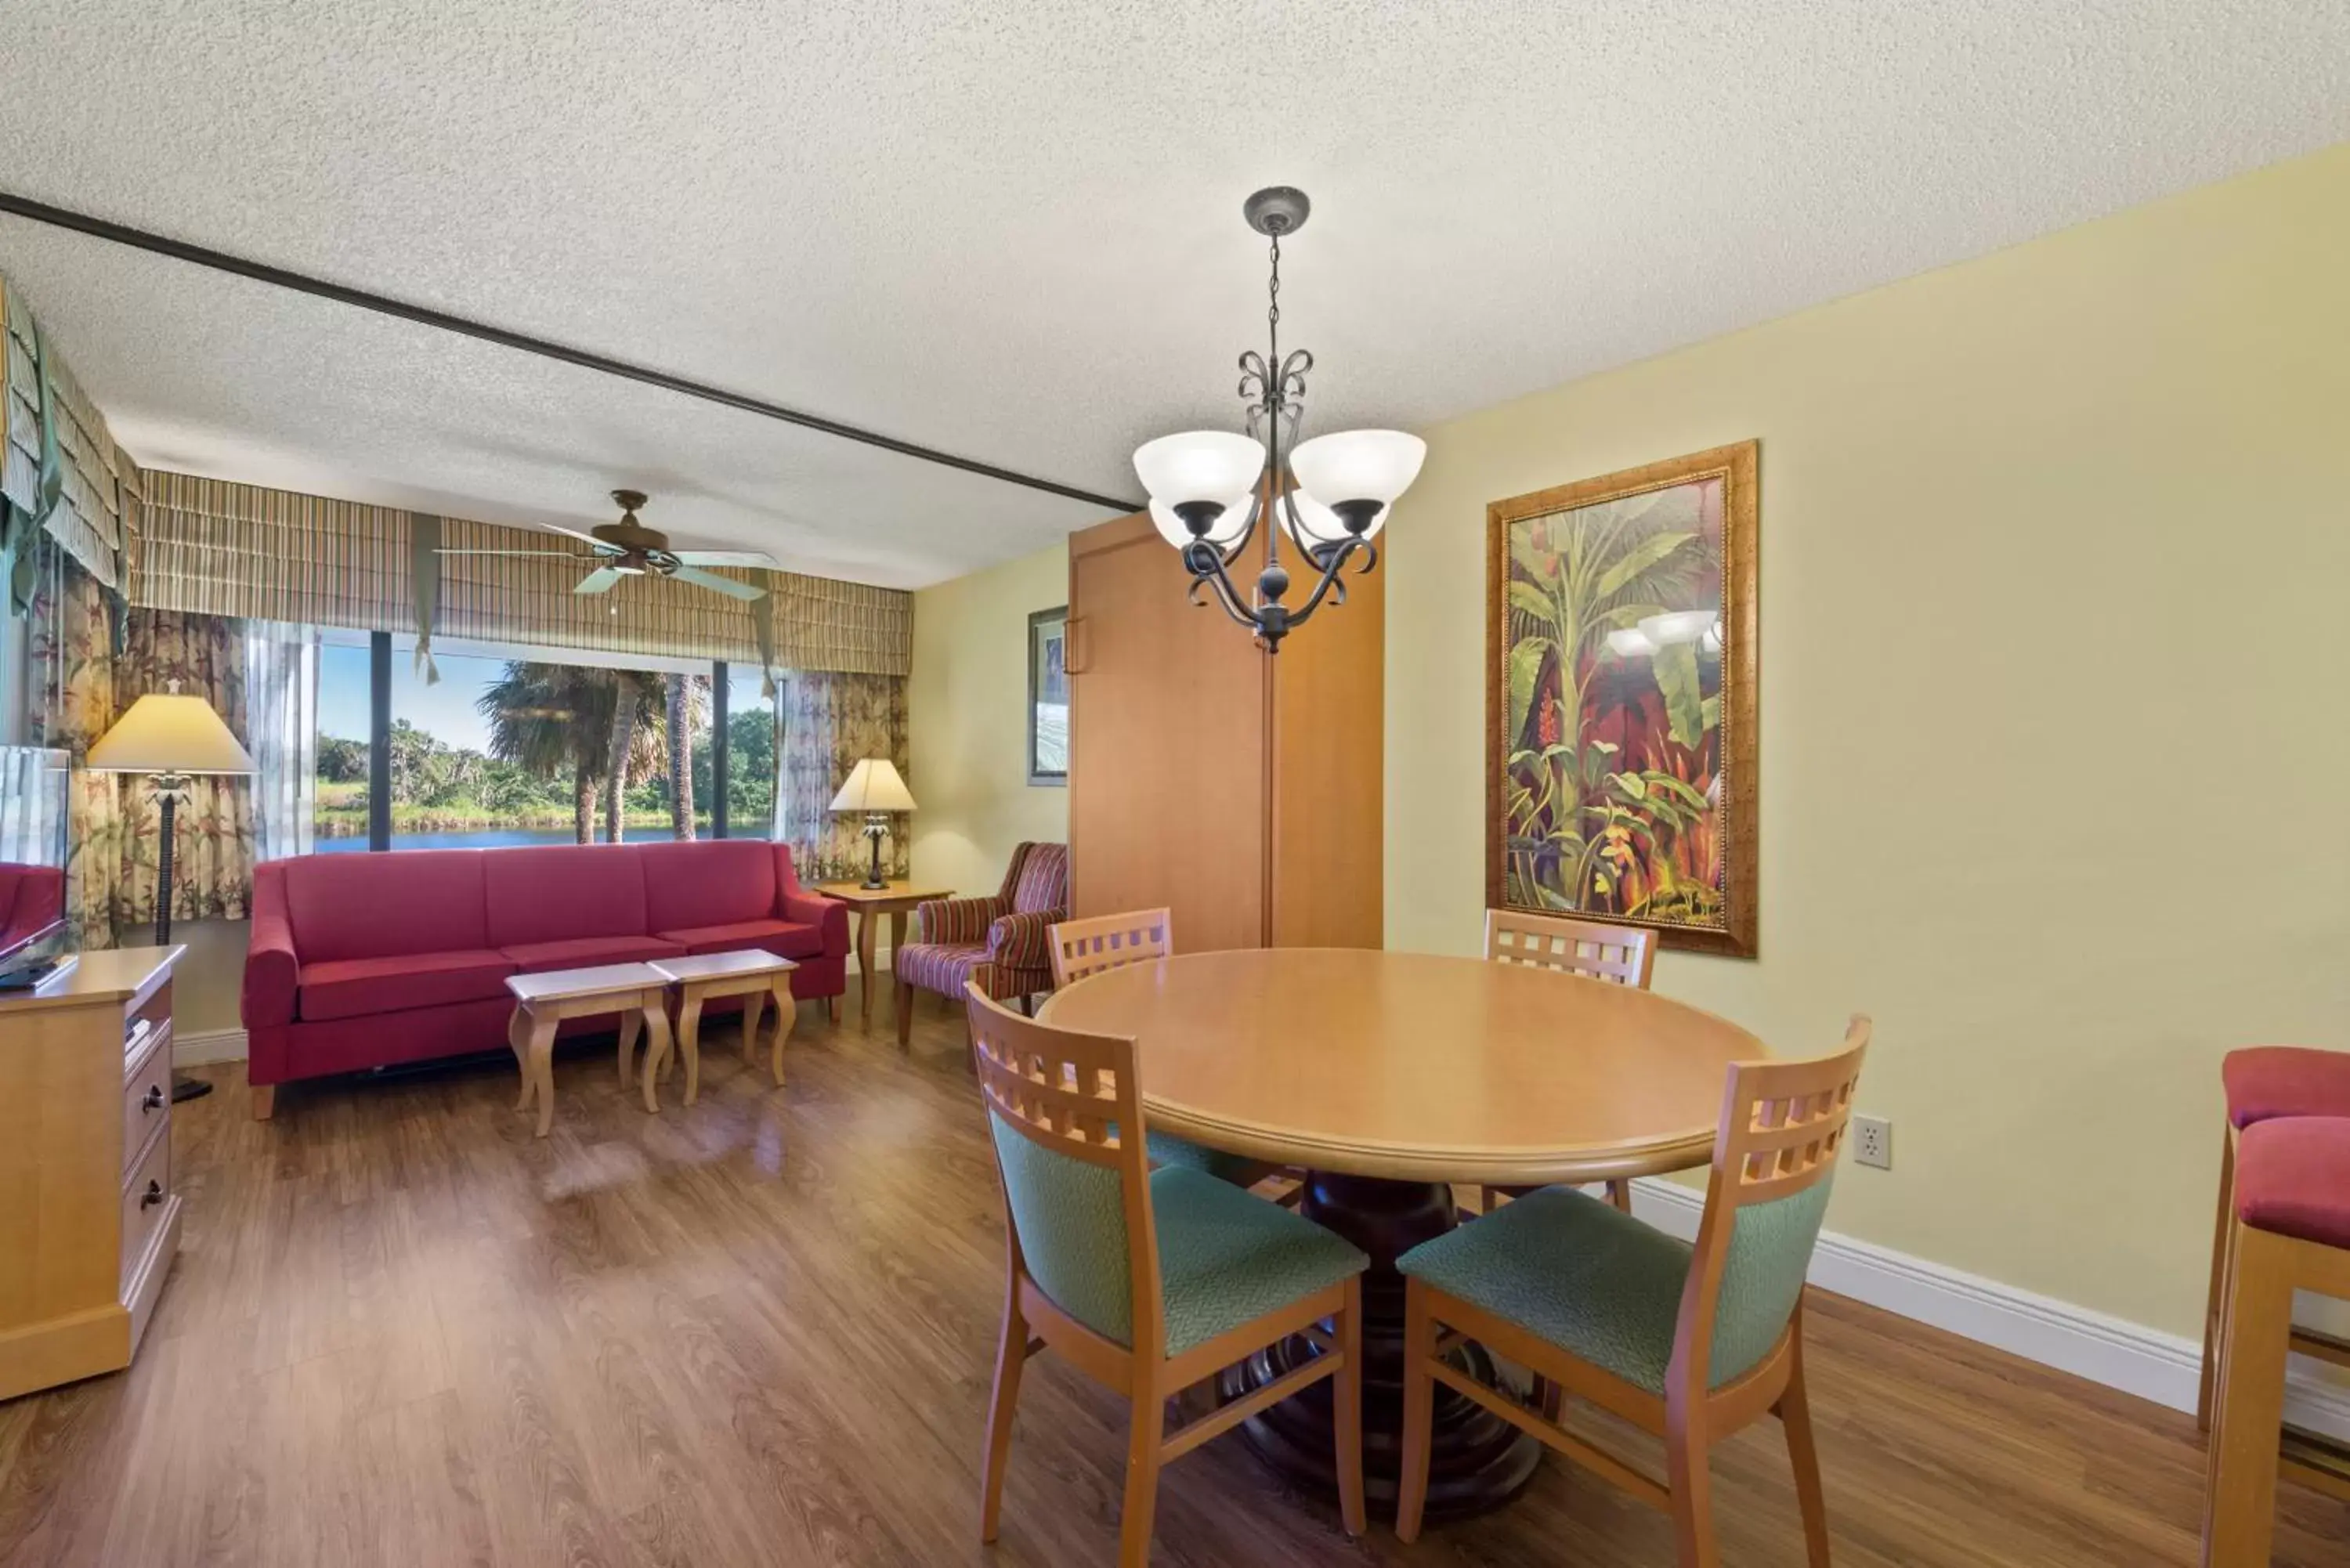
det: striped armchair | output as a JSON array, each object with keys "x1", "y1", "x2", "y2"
[{"x1": 895, "y1": 841, "x2": 1069, "y2": 1046}]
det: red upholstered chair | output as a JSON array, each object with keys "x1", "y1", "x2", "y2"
[
  {"x1": 2196, "y1": 1046, "x2": 2350, "y2": 1430},
  {"x1": 894, "y1": 842, "x2": 1068, "y2": 1047},
  {"x1": 2202, "y1": 1116, "x2": 2350, "y2": 1563}
]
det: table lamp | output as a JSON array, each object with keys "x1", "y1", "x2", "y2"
[
  {"x1": 86, "y1": 685, "x2": 256, "y2": 1103},
  {"x1": 829, "y1": 758, "x2": 915, "y2": 890}
]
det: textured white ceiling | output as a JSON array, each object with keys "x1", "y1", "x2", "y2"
[{"x1": 1, "y1": 2, "x2": 2345, "y2": 586}]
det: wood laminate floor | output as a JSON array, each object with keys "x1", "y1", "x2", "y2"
[{"x1": 2, "y1": 984, "x2": 2344, "y2": 1567}]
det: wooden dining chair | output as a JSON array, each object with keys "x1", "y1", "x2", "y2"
[
  {"x1": 1397, "y1": 1017, "x2": 1871, "y2": 1568},
  {"x1": 1482, "y1": 909, "x2": 1658, "y2": 1216},
  {"x1": 1048, "y1": 909, "x2": 1288, "y2": 1196},
  {"x1": 967, "y1": 985, "x2": 1368, "y2": 1566}
]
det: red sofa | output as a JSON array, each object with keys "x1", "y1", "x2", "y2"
[{"x1": 243, "y1": 840, "x2": 847, "y2": 1115}]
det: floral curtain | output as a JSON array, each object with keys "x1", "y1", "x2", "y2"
[
  {"x1": 31, "y1": 540, "x2": 254, "y2": 946},
  {"x1": 776, "y1": 672, "x2": 908, "y2": 884}
]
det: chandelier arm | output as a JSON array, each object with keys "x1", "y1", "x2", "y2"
[
  {"x1": 1184, "y1": 549, "x2": 1264, "y2": 631},
  {"x1": 1285, "y1": 537, "x2": 1367, "y2": 628}
]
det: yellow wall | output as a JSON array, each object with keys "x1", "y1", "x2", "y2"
[
  {"x1": 1385, "y1": 143, "x2": 2350, "y2": 1338},
  {"x1": 908, "y1": 540, "x2": 1071, "y2": 898}
]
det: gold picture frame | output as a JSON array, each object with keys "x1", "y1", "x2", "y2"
[{"x1": 1484, "y1": 441, "x2": 1758, "y2": 957}]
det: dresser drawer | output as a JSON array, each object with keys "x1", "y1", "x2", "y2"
[
  {"x1": 125, "y1": 980, "x2": 172, "y2": 1064},
  {"x1": 122, "y1": 1031, "x2": 173, "y2": 1176},
  {"x1": 120, "y1": 1123, "x2": 172, "y2": 1293}
]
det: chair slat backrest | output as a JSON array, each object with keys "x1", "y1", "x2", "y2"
[
  {"x1": 1671, "y1": 1017, "x2": 1871, "y2": 1399},
  {"x1": 1049, "y1": 908, "x2": 1174, "y2": 990},
  {"x1": 1484, "y1": 909, "x2": 1656, "y2": 988},
  {"x1": 965, "y1": 984, "x2": 1164, "y2": 1356}
]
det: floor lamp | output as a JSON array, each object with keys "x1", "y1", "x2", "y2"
[{"x1": 86, "y1": 685, "x2": 258, "y2": 1103}]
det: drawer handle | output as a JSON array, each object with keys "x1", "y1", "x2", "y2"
[
  {"x1": 142, "y1": 1085, "x2": 165, "y2": 1113},
  {"x1": 139, "y1": 1180, "x2": 164, "y2": 1209}
]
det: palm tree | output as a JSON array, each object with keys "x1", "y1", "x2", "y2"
[
  {"x1": 601, "y1": 671, "x2": 667, "y2": 844},
  {"x1": 664, "y1": 673, "x2": 710, "y2": 840},
  {"x1": 478, "y1": 663, "x2": 616, "y2": 844}
]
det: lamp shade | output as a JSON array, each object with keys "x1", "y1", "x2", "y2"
[
  {"x1": 828, "y1": 758, "x2": 916, "y2": 814},
  {"x1": 1278, "y1": 487, "x2": 1389, "y2": 549},
  {"x1": 1288, "y1": 429, "x2": 1426, "y2": 507},
  {"x1": 85, "y1": 692, "x2": 255, "y2": 775},
  {"x1": 1132, "y1": 432, "x2": 1267, "y2": 508},
  {"x1": 1148, "y1": 493, "x2": 1256, "y2": 549}
]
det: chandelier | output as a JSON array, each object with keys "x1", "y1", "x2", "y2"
[{"x1": 1130, "y1": 187, "x2": 1426, "y2": 653}]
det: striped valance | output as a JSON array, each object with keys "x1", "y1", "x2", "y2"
[
  {"x1": 132, "y1": 471, "x2": 911, "y2": 677},
  {"x1": 2, "y1": 278, "x2": 137, "y2": 590}
]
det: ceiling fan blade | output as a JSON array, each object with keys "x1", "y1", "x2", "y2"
[
  {"x1": 669, "y1": 565, "x2": 766, "y2": 602},
  {"x1": 573, "y1": 565, "x2": 625, "y2": 595},
  {"x1": 541, "y1": 523, "x2": 616, "y2": 548},
  {"x1": 671, "y1": 549, "x2": 780, "y2": 569},
  {"x1": 434, "y1": 547, "x2": 588, "y2": 558}
]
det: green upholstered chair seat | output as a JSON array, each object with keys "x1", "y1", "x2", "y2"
[
  {"x1": 1146, "y1": 1129, "x2": 1262, "y2": 1187},
  {"x1": 1397, "y1": 1183, "x2": 1828, "y2": 1393},
  {"x1": 1152, "y1": 1166, "x2": 1367, "y2": 1357}
]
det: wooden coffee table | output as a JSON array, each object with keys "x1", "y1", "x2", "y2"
[
  {"x1": 648, "y1": 950, "x2": 799, "y2": 1100},
  {"x1": 504, "y1": 962, "x2": 674, "y2": 1139},
  {"x1": 815, "y1": 880, "x2": 949, "y2": 1028}
]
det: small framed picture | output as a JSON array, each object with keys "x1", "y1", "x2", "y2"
[{"x1": 1028, "y1": 605, "x2": 1069, "y2": 786}]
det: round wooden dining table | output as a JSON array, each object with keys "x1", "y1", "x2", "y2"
[{"x1": 1037, "y1": 945, "x2": 1764, "y2": 1522}]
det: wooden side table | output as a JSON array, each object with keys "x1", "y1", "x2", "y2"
[
  {"x1": 815, "y1": 880, "x2": 950, "y2": 1029},
  {"x1": 649, "y1": 950, "x2": 798, "y2": 1097},
  {"x1": 504, "y1": 962, "x2": 674, "y2": 1138}
]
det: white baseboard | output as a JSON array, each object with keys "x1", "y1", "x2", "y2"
[
  {"x1": 1629, "y1": 1178, "x2": 2350, "y2": 1444},
  {"x1": 173, "y1": 1027, "x2": 249, "y2": 1067}
]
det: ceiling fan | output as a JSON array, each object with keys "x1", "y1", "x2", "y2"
[{"x1": 436, "y1": 490, "x2": 775, "y2": 601}]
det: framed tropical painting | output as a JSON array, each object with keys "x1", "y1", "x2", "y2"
[
  {"x1": 1027, "y1": 605, "x2": 1068, "y2": 786},
  {"x1": 1485, "y1": 441, "x2": 1758, "y2": 956}
]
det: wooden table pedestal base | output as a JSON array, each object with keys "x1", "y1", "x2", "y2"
[{"x1": 1217, "y1": 1172, "x2": 1542, "y2": 1523}]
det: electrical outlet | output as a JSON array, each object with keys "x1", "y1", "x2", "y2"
[{"x1": 1852, "y1": 1115, "x2": 1893, "y2": 1170}]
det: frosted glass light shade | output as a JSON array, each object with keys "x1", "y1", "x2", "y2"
[
  {"x1": 1278, "y1": 488, "x2": 1388, "y2": 548},
  {"x1": 1149, "y1": 493, "x2": 1256, "y2": 548},
  {"x1": 1289, "y1": 430, "x2": 1426, "y2": 507},
  {"x1": 1636, "y1": 609, "x2": 1716, "y2": 647},
  {"x1": 1604, "y1": 628, "x2": 1658, "y2": 659},
  {"x1": 85, "y1": 692, "x2": 255, "y2": 775},
  {"x1": 829, "y1": 757, "x2": 916, "y2": 813},
  {"x1": 1132, "y1": 432, "x2": 1267, "y2": 507}
]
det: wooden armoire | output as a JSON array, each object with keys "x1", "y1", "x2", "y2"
[{"x1": 1066, "y1": 511, "x2": 1383, "y2": 952}]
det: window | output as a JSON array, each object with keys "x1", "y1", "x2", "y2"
[
  {"x1": 313, "y1": 632, "x2": 755, "y2": 851},
  {"x1": 314, "y1": 638, "x2": 373, "y2": 852},
  {"x1": 718, "y1": 663, "x2": 779, "y2": 839}
]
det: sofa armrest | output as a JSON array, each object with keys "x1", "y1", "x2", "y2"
[
  {"x1": 919, "y1": 894, "x2": 1006, "y2": 946},
  {"x1": 987, "y1": 909, "x2": 1061, "y2": 973},
  {"x1": 784, "y1": 886, "x2": 849, "y2": 958},
  {"x1": 242, "y1": 865, "x2": 299, "y2": 1029}
]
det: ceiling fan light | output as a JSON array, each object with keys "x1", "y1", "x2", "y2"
[
  {"x1": 1149, "y1": 493, "x2": 1256, "y2": 549},
  {"x1": 1289, "y1": 430, "x2": 1426, "y2": 508},
  {"x1": 1636, "y1": 609, "x2": 1716, "y2": 646},
  {"x1": 1133, "y1": 432, "x2": 1267, "y2": 508}
]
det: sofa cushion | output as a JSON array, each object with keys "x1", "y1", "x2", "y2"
[
  {"x1": 2222, "y1": 1046, "x2": 2350, "y2": 1129},
  {"x1": 1010, "y1": 842, "x2": 1068, "y2": 916},
  {"x1": 2235, "y1": 1118, "x2": 2350, "y2": 1248},
  {"x1": 501, "y1": 934, "x2": 685, "y2": 973},
  {"x1": 283, "y1": 851, "x2": 490, "y2": 963},
  {"x1": 655, "y1": 918, "x2": 825, "y2": 960},
  {"x1": 637, "y1": 840, "x2": 777, "y2": 932},
  {"x1": 485, "y1": 845, "x2": 649, "y2": 948},
  {"x1": 298, "y1": 948, "x2": 516, "y2": 1022}
]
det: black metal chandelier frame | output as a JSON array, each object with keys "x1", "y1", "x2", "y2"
[{"x1": 1170, "y1": 188, "x2": 1384, "y2": 654}]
